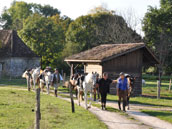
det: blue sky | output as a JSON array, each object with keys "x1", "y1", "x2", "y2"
[{"x1": 0, "y1": 0, "x2": 160, "y2": 35}]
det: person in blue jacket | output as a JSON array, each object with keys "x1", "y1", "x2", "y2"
[{"x1": 117, "y1": 72, "x2": 129, "y2": 112}]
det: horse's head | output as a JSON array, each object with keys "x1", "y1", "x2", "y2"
[
  {"x1": 125, "y1": 74, "x2": 135, "y2": 96},
  {"x1": 85, "y1": 72, "x2": 98, "y2": 85},
  {"x1": 92, "y1": 72, "x2": 99, "y2": 86}
]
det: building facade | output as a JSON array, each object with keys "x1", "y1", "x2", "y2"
[
  {"x1": 0, "y1": 30, "x2": 40, "y2": 78},
  {"x1": 65, "y1": 43, "x2": 159, "y2": 96}
]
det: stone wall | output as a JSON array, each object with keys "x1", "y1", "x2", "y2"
[{"x1": 0, "y1": 57, "x2": 40, "y2": 78}]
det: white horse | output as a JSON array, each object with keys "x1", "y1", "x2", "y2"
[
  {"x1": 44, "y1": 71, "x2": 53, "y2": 94},
  {"x1": 142, "y1": 79, "x2": 146, "y2": 86},
  {"x1": 22, "y1": 70, "x2": 32, "y2": 91},
  {"x1": 82, "y1": 72, "x2": 97, "y2": 109},
  {"x1": 31, "y1": 67, "x2": 41, "y2": 90}
]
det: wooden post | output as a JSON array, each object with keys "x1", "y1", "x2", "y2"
[
  {"x1": 69, "y1": 82, "x2": 75, "y2": 113},
  {"x1": 169, "y1": 79, "x2": 171, "y2": 92},
  {"x1": 157, "y1": 80, "x2": 160, "y2": 99},
  {"x1": 70, "y1": 64, "x2": 74, "y2": 79},
  {"x1": 63, "y1": 73, "x2": 66, "y2": 86},
  {"x1": 35, "y1": 88, "x2": 41, "y2": 129}
]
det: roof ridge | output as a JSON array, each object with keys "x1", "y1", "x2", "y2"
[{"x1": 100, "y1": 42, "x2": 145, "y2": 46}]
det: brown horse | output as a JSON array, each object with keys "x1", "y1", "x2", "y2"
[{"x1": 125, "y1": 74, "x2": 135, "y2": 110}]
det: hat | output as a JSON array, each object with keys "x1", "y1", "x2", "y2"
[{"x1": 119, "y1": 72, "x2": 124, "y2": 76}]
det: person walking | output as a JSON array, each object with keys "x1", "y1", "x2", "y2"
[
  {"x1": 98, "y1": 72, "x2": 112, "y2": 110},
  {"x1": 51, "y1": 68, "x2": 62, "y2": 97},
  {"x1": 117, "y1": 72, "x2": 129, "y2": 112}
]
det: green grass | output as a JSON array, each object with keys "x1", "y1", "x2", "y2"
[
  {"x1": 107, "y1": 94, "x2": 172, "y2": 107},
  {"x1": 0, "y1": 87, "x2": 107, "y2": 129},
  {"x1": 0, "y1": 78, "x2": 26, "y2": 87},
  {"x1": 141, "y1": 110, "x2": 172, "y2": 124},
  {"x1": 142, "y1": 80, "x2": 172, "y2": 98}
]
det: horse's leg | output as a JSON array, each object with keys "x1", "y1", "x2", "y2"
[
  {"x1": 94, "y1": 88, "x2": 96, "y2": 101},
  {"x1": 84, "y1": 87, "x2": 88, "y2": 109},
  {"x1": 26, "y1": 77, "x2": 30, "y2": 91},
  {"x1": 75, "y1": 88, "x2": 78, "y2": 98},
  {"x1": 78, "y1": 87, "x2": 80, "y2": 106},
  {"x1": 89, "y1": 87, "x2": 93, "y2": 108},
  {"x1": 97, "y1": 87, "x2": 100, "y2": 100},
  {"x1": 47, "y1": 83, "x2": 49, "y2": 94}
]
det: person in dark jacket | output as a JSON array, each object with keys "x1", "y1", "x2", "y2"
[{"x1": 98, "y1": 72, "x2": 113, "y2": 110}]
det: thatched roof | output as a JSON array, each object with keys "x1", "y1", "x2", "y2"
[
  {"x1": 0, "y1": 30, "x2": 39, "y2": 58},
  {"x1": 65, "y1": 43, "x2": 159, "y2": 65}
]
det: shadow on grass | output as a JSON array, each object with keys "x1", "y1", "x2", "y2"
[
  {"x1": 107, "y1": 98, "x2": 172, "y2": 108},
  {"x1": 142, "y1": 110, "x2": 172, "y2": 117}
]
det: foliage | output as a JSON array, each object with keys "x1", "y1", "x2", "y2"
[
  {"x1": 64, "y1": 12, "x2": 142, "y2": 56},
  {"x1": 0, "y1": 2, "x2": 142, "y2": 73},
  {"x1": 0, "y1": 1, "x2": 60, "y2": 30},
  {"x1": 142, "y1": 0, "x2": 172, "y2": 73},
  {"x1": 18, "y1": 14, "x2": 66, "y2": 69}
]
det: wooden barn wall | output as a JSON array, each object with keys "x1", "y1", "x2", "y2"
[
  {"x1": 102, "y1": 50, "x2": 143, "y2": 96},
  {"x1": 85, "y1": 63, "x2": 102, "y2": 77}
]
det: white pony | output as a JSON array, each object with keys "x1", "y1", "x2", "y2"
[
  {"x1": 142, "y1": 79, "x2": 146, "y2": 86},
  {"x1": 44, "y1": 71, "x2": 53, "y2": 94},
  {"x1": 31, "y1": 67, "x2": 41, "y2": 90},
  {"x1": 82, "y1": 72, "x2": 97, "y2": 109}
]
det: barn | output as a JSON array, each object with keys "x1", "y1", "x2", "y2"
[
  {"x1": 0, "y1": 30, "x2": 40, "y2": 78},
  {"x1": 64, "y1": 43, "x2": 159, "y2": 96}
]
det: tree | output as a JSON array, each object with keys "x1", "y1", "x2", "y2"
[
  {"x1": 0, "y1": 1, "x2": 32, "y2": 30},
  {"x1": 142, "y1": 0, "x2": 172, "y2": 74},
  {"x1": 64, "y1": 11, "x2": 142, "y2": 57},
  {"x1": 18, "y1": 14, "x2": 65, "y2": 69},
  {"x1": 0, "y1": 1, "x2": 60, "y2": 30}
]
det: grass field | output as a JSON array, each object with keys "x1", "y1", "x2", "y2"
[
  {"x1": 143, "y1": 80, "x2": 172, "y2": 98},
  {"x1": 141, "y1": 110, "x2": 172, "y2": 124},
  {"x1": 0, "y1": 87, "x2": 107, "y2": 129},
  {"x1": 1, "y1": 77, "x2": 172, "y2": 126}
]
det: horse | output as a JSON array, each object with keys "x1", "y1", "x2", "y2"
[
  {"x1": 142, "y1": 79, "x2": 146, "y2": 86},
  {"x1": 44, "y1": 70, "x2": 53, "y2": 94},
  {"x1": 93, "y1": 74, "x2": 100, "y2": 101},
  {"x1": 125, "y1": 74, "x2": 135, "y2": 110},
  {"x1": 39, "y1": 69, "x2": 46, "y2": 92},
  {"x1": 83, "y1": 72, "x2": 98, "y2": 109},
  {"x1": 31, "y1": 67, "x2": 41, "y2": 90},
  {"x1": 22, "y1": 69, "x2": 32, "y2": 91}
]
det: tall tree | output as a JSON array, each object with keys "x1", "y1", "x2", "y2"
[
  {"x1": 18, "y1": 14, "x2": 65, "y2": 69},
  {"x1": 0, "y1": 1, "x2": 60, "y2": 30},
  {"x1": 64, "y1": 10, "x2": 141, "y2": 57},
  {"x1": 143, "y1": 0, "x2": 172, "y2": 74}
]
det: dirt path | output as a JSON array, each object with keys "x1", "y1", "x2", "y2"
[
  {"x1": 104, "y1": 101, "x2": 172, "y2": 129},
  {"x1": 58, "y1": 96, "x2": 151, "y2": 129}
]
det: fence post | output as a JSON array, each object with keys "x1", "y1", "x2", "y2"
[
  {"x1": 35, "y1": 88, "x2": 41, "y2": 129},
  {"x1": 63, "y1": 73, "x2": 66, "y2": 86},
  {"x1": 157, "y1": 80, "x2": 160, "y2": 99},
  {"x1": 69, "y1": 82, "x2": 75, "y2": 113},
  {"x1": 169, "y1": 79, "x2": 171, "y2": 92}
]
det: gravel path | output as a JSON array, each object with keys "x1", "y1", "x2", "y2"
[
  {"x1": 58, "y1": 96, "x2": 151, "y2": 129},
  {"x1": 105, "y1": 101, "x2": 172, "y2": 129}
]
